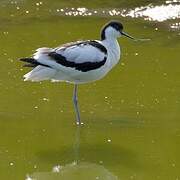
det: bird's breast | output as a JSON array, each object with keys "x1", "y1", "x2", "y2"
[{"x1": 105, "y1": 42, "x2": 120, "y2": 69}]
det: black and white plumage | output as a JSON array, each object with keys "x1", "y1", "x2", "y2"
[
  {"x1": 20, "y1": 20, "x2": 135, "y2": 125},
  {"x1": 21, "y1": 40, "x2": 109, "y2": 83}
]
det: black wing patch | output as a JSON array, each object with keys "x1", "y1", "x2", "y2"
[
  {"x1": 88, "y1": 40, "x2": 107, "y2": 54},
  {"x1": 48, "y1": 52, "x2": 107, "y2": 72}
]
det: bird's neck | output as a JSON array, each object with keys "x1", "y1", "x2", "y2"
[
  {"x1": 103, "y1": 36, "x2": 118, "y2": 45},
  {"x1": 102, "y1": 37, "x2": 120, "y2": 54},
  {"x1": 102, "y1": 37, "x2": 120, "y2": 67}
]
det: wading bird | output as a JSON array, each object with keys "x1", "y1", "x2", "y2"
[{"x1": 20, "y1": 21, "x2": 142, "y2": 125}]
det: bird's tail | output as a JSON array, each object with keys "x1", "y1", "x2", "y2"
[
  {"x1": 23, "y1": 65, "x2": 57, "y2": 82},
  {"x1": 20, "y1": 57, "x2": 50, "y2": 68},
  {"x1": 20, "y1": 58, "x2": 56, "y2": 82}
]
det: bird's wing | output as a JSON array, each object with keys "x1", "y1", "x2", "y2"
[
  {"x1": 54, "y1": 40, "x2": 107, "y2": 63},
  {"x1": 32, "y1": 40, "x2": 108, "y2": 72}
]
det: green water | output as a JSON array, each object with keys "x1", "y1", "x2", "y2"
[{"x1": 0, "y1": 0, "x2": 180, "y2": 179}]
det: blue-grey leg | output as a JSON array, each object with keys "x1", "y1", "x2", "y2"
[
  {"x1": 73, "y1": 126, "x2": 80, "y2": 163},
  {"x1": 73, "y1": 84, "x2": 81, "y2": 125}
]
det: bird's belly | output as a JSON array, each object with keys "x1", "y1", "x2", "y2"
[
  {"x1": 73, "y1": 68, "x2": 108, "y2": 84},
  {"x1": 58, "y1": 65, "x2": 109, "y2": 84}
]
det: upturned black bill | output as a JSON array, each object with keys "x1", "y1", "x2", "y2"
[{"x1": 121, "y1": 32, "x2": 150, "y2": 41}]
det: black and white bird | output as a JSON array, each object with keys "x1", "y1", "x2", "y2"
[{"x1": 20, "y1": 20, "x2": 138, "y2": 125}]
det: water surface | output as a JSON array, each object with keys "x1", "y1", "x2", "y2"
[{"x1": 0, "y1": 0, "x2": 180, "y2": 179}]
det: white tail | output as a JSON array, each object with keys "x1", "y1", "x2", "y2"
[{"x1": 24, "y1": 66, "x2": 57, "y2": 82}]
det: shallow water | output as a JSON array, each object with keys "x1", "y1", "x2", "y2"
[{"x1": 0, "y1": 0, "x2": 180, "y2": 180}]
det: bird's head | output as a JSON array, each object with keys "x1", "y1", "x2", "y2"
[{"x1": 101, "y1": 21, "x2": 135, "y2": 41}]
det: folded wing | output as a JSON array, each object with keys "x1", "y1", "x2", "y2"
[{"x1": 32, "y1": 40, "x2": 108, "y2": 72}]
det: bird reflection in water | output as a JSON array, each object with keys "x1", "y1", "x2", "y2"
[{"x1": 25, "y1": 127, "x2": 118, "y2": 180}]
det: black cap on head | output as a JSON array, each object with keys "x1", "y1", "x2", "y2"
[
  {"x1": 101, "y1": 21, "x2": 123, "y2": 40},
  {"x1": 107, "y1": 21, "x2": 123, "y2": 31}
]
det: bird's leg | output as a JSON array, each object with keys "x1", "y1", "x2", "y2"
[
  {"x1": 73, "y1": 84, "x2": 81, "y2": 125},
  {"x1": 73, "y1": 126, "x2": 81, "y2": 163}
]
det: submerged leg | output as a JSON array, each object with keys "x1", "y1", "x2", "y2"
[
  {"x1": 73, "y1": 126, "x2": 81, "y2": 163},
  {"x1": 73, "y1": 84, "x2": 81, "y2": 125}
]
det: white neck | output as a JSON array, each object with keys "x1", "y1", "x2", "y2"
[{"x1": 102, "y1": 37, "x2": 120, "y2": 68}]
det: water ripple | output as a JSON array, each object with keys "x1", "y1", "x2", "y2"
[
  {"x1": 125, "y1": 4, "x2": 180, "y2": 22},
  {"x1": 54, "y1": 2, "x2": 180, "y2": 23},
  {"x1": 1, "y1": 1, "x2": 180, "y2": 29}
]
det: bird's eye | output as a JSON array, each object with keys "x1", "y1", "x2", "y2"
[{"x1": 115, "y1": 25, "x2": 119, "y2": 29}]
